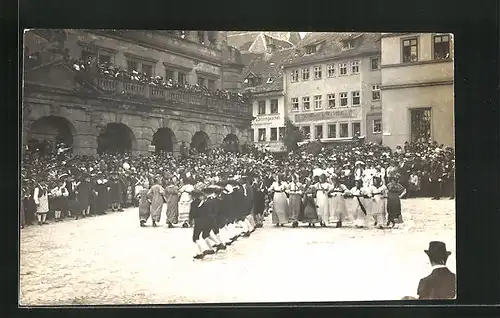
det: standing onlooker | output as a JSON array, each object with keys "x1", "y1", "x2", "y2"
[
  {"x1": 50, "y1": 180, "x2": 68, "y2": 222},
  {"x1": 34, "y1": 180, "x2": 50, "y2": 225},
  {"x1": 77, "y1": 175, "x2": 93, "y2": 217},
  {"x1": 408, "y1": 171, "x2": 420, "y2": 198}
]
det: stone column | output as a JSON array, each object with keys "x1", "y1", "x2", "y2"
[{"x1": 204, "y1": 31, "x2": 209, "y2": 46}]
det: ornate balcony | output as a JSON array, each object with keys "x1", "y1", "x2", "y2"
[{"x1": 91, "y1": 75, "x2": 251, "y2": 117}]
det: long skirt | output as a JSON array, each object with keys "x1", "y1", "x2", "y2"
[
  {"x1": 150, "y1": 199, "x2": 163, "y2": 223},
  {"x1": 288, "y1": 194, "x2": 301, "y2": 221},
  {"x1": 166, "y1": 194, "x2": 179, "y2": 224},
  {"x1": 178, "y1": 194, "x2": 192, "y2": 224},
  {"x1": 139, "y1": 201, "x2": 151, "y2": 221},
  {"x1": 352, "y1": 197, "x2": 371, "y2": 227},
  {"x1": 371, "y1": 195, "x2": 387, "y2": 225},
  {"x1": 272, "y1": 192, "x2": 289, "y2": 225},
  {"x1": 315, "y1": 191, "x2": 329, "y2": 224},
  {"x1": 302, "y1": 196, "x2": 318, "y2": 223},
  {"x1": 387, "y1": 194, "x2": 402, "y2": 223},
  {"x1": 329, "y1": 194, "x2": 349, "y2": 223}
]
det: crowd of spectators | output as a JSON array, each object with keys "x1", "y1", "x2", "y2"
[
  {"x1": 21, "y1": 138, "x2": 454, "y2": 228},
  {"x1": 70, "y1": 57, "x2": 251, "y2": 104}
]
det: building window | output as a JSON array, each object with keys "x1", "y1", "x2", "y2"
[
  {"x1": 270, "y1": 128, "x2": 278, "y2": 141},
  {"x1": 351, "y1": 61, "x2": 360, "y2": 74},
  {"x1": 327, "y1": 94, "x2": 336, "y2": 108},
  {"x1": 127, "y1": 60, "x2": 138, "y2": 72},
  {"x1": 306, "y1": 45, "x2": 317, "y2": 54},
  {"x1": 410, "y1": 108, "x2": 432, "y2": 142},
  {"x1": 314, "y1": 95, "x2": 322, "y2": 110},
  {"x1": 370, "y1": 57, "x2": 380, "y2": 70},
  {"x1": 291, "y1": 97, "x2": 299, "y2": 111},
  {"x1": 98, "y1": 53, "x2": 111, "y2": 64},
  {"x1": 340, "y1": 92, "x2": 348, "y2": 107},
  {"x1": 328, "y1": 124, "x2": 336, "y2": 138},
  {"x1": 291, "y1": 70, "x2": 299, "y2": 82},
  {"x1": 198, "y1": 76, "x2": 206, "y2": 87},
  {"x1": 301, "y1": 68, "x2": 310, "y2": 81},
  {"x1": 372, "y1": 85, "x2": 381, "y2": 101},
  {"x1": 373, "y1": 119, "x2": 382, "y2": 134},
  {"x1": 301, "y1": 126, "x2": 311, "y2": 139},
  {"x1": 351, "y1": 91, "x2": 360, "y2": 106},
  {"x1": 207, "y1": 79, "x2": 215, "y2": 91},
  {"x1": 258, "y1": 128, "x2": 266, "y2": 142},
  {"x1": 402, "y1": 38, "x2": 418, "y2": 63},
  {"x1": 302, "y1": 96, "x2": 310, "y2": 111},
  {"x1": 270, "y1": 99, "x2": 279, "y2": 114},
  {"x1": 339, "y1": 62, "x2": 347, "y2": 75},
  {"x1": 165, "y1": 69, "x2": 175, "y2": 81},
  {"x1": 315, "y1": 125, "x2": 323, "y2": 139},
  {"x1": 313, "y1": 66, "x2": 322, "y2": 79},
  {"x1": 434, "y1": 34, "x2": 451, "y2": 60},
  {"x1": 342, "y1": 40, "x2": 354, "y2": 50},
  {"x1": 327, "y1": 64, "x2": 336, "y2": 77},
  {"x1": 339, "y1": 123, "x2": 348, "y2": 138},
  {"x1": 142, "y1": 64, "x2": 153, "y2": 77},
  {"x1": 258, "y1": 100, "x2": 266, "y2": 115},
  {"x1": 178, "y1": 72, "x2": 187, "y2": 84},
  {"x1": 279, "y1": 127, "x2": 285, "y2": 140},
  {"x1": 352, "y1": 122, "x2": 361, "y2": 137}
]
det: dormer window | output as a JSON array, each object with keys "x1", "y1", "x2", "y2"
[
  {"x1": 266, "y1": 77, "x2": 274, "y2": 84},
  {"x1": 306, "y1": 45, "x2": 317, "y2": 54},
  {"x1": 342, "y1": 40, "x2": 354, "y2": 50}
]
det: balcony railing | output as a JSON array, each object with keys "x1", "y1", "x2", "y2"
[{"x1": 91, "y1": 76, "x2": 250, "y2": 116}]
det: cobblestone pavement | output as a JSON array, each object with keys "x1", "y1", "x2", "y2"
[{"x1": 20, "y1": 198, "x2": 456, "y2": 305}]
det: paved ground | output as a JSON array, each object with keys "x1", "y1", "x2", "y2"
[{"x1": 20, "y1": 198, "x2": 456, "y2": 305}]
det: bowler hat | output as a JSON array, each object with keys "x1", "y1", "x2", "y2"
[{"x1": 424, "y1": 241, "x2": 451, "y2": 259}]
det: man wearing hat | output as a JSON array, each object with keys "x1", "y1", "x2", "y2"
[
  {"x1": 189, "y1": 189, "x2": 216, "y2": 259},
  {"x1": 417, "y1": 241, "x2": 456, "y2": 299}
]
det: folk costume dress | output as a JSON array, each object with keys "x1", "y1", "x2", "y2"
[
  {"x1": 269, "y1": 181, "x2": 289, "y2": 225},
  {"x1": 287, "y1": 181, "x2": 303, "y2": 223},
  {"x1": 328, "y1": 183, "x2": 349, "y2": 224},
  {"x1": 369, "y1": 184, "x2": 387, "y2": 228},
  {"x1": 147, "y1": 184, "x2": 165, "y2": 223},
  {"x1": 387, "y1": 181, "x2": 405, "y2": 225},
  {"x1": 350, "y1": 186, "x2": 371, "y2": 227},
  {"x1": 315, "y1": 182, "x2": 331, "y2": 225},
  {"x1": 137, "y1": 188, "x2": 151, "y2": 222},
  {"x1": 33, "y1": 185, "x2": 49, "y2": 215},
  {"x1": 165, "y1": 184, "x2": 179, "y2": 225},
  {"x1": 302, "y1": 185, "x2": 318, "y2": 224},
  {"x1": 178, "y1": 184, "x2": 195, "y2": 225}
]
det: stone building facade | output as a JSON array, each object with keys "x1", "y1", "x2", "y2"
[
  {"x1": 23, "y1": 30, "x2": 252, "y2": 156},
  {"x1": 282, "y1": 33, "x2": 382, "y2": 144},
  {"x1": 380, "y1": 33, "x2": 454, "y2": 149}
]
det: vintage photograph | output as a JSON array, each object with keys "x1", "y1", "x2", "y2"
[{"x1": 20, "y1": 30, "x2": 455, "y2": 304}]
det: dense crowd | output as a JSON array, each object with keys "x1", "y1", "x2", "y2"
[
  {"x1": 21, "y1": 139, "x2": 454, "y2": 232},
  {"x1": 70, "y1": 57, "x2": 251, "y2": 104}
]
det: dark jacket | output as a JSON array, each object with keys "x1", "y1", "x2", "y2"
[{"x1": 417, "y1": 267, "x2": 456, "y2": 299}]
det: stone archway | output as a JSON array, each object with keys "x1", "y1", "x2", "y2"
[
  {"x1": 223, "y1": 133, "x2": 240, "y2": 152},
  {"x1": 152, "y1": 127, "x2": 177, "y2": 154},
  {"x1": 27, "y1": 115, "x2": 76, "y2": 155},
  {"x1": 97, "y1": 123, "x2": 136, "y2": 155},
  {"x1": 190, "y1": 131, "x2": 210, "y2": 153}
]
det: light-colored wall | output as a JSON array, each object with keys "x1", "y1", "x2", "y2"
[
  {"x1": 381, "y1": 33, "x2": 454, "y2": 149},
  {"x1": 284, "y1": 55, "x2": 381, "y2": 141},
  {"x1": 381, "y1": 84, "x2": 454, "y2": 149},
  {"x1": 251, "y1": 95, "x2": 286, "y2": 142}
]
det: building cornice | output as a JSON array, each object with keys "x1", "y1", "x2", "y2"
[
  {"x1": 381, "y1": 58, "x2": 453, "y2": 69},
  {"x1": 162, "y1": 62, "x2": 192, "y2": 72},
  {"x1": 124, "y1": 52, "x2": 159, "y2": 64},
  {"x1": 380, "y1": 80, "x2": 453, "y2": 90},
  {"x1": 195, "y1": 70, "x2": 220, "y2": 79},
  {"x1": 283, "y1": 50, "x2": 380, "y2": 69},
  {"x1": 89, "y1": 31, "x2": 223, "y2": 68},
  {"x1": 380, "y1": 33, "x2": 418, "y2": 39},
  {"x1": 252, "y1": 90, "x2": 284, "y2": 97}
]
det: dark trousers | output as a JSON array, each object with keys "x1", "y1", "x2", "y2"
[
  {"x1": 192, "y1": 219, "x2": 211, "y2": 242},
  {"x1": 431, "y1": 180, "x2": 443, "y2": 199}
]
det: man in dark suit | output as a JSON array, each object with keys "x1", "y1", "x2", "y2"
[{"x1": 417, "y1": 241, "x2": 456, "y2": 299}]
